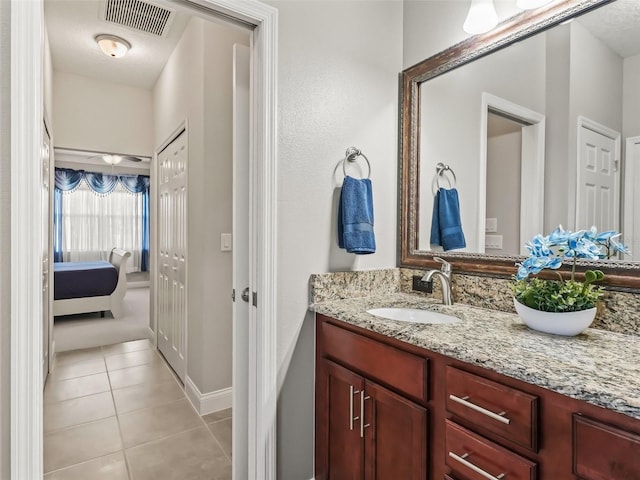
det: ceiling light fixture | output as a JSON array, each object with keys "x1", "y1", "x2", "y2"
[
  {"x1": 463, "y1": 0, "x2": 499, "y2": 35},
  {"x1": 95, "y1": 34, "x2": 131, "y2": 58},
  {"x1": 516, "y1": 0, "x2": 553, "y2": 10},
  {"x1": 102, "y1": 154, "x2": 123, "y2": 165}
]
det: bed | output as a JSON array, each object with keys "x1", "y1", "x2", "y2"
[{"x1": 53, "y1": 248, "x2": 131, "y2": 318}]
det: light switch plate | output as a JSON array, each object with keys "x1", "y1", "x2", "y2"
[
  {"x1": 221, "y1": 233, "x2": 232, "y2": 251},
  {"x1": 485, "y1": 234, "x2": 503, "y2": 250},
  {"x1": 485, "y1": 218, "x2": 498, "y2": 233}
]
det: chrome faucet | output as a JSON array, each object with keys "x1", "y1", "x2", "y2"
[{"x1": 421, "y1": 257, "x2": 453, "y2": 305}]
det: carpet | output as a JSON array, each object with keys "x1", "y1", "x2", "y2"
[{"x1": 54, "y1": 287, "x2": 151, "y2": 352}]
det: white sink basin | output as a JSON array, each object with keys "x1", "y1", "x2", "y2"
[{"x1": 367, "y1": 307, "x2": 462, "y2": 325}]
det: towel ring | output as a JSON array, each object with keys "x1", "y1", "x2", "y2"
[
  {"x1": 342, "y1": 147, "x2": 371, "y2": 179},
  {"x1": 435, "y1": 162, "x2": 456, "y2": 189}
]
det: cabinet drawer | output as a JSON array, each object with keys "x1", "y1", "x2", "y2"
[
  {"x1": 319, "y1": 321, "x2": 428, "y2": 403},
  {"x1": 573, "y1": 414, "x2": 640, "y2": 480},
  {"x1": 446, "y1": 366, "x2": 538, "y2": 450},
  {"x1": 446, "y1": 420, "x2": 537, "y2": 480}
]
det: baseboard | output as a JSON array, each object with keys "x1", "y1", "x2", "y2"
[
  {"x1": 51, "y1": 339, "x2": 56, "y2": 365},
  {"x1": 185, "y1": 376, "x2": 232, "y2": 416},
  {"x1": 147, "y1": 327, "x2": 156, "y2": 346},
  {"x1": 128, "y1": 280, "x2": 150, "y2": 289}
]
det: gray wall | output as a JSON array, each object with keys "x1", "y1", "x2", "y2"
[
  {"x1": 0, "y1": 3, "x2": 10, "y2": 478},
  {"x1": 152, "y1": 17, "x2": 250, "y2": 395},
  {"x1": 623, "y1": 53, "x2": 640, "y2": 138},
  {"x1": 403, "y1": 0, "x2": 520, "y2": 69},
  {"x1": 404, "y1": 2, "x2": 627, "y2": 244},
  {"x1": 269, "y1": 1, "x2": 403, "y2": 477},
  {"x1": 418, "y1": 34, "x2": 547, "y2": 252},
  {"x1": 487, "y1": 130, "x2": 521, "y2": 254},
  {"x1": 543, "y1": 25, "x2": 571, "y2": 231}
]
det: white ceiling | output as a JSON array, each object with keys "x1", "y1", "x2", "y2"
[
  {"x1": 44, "y1": 0, "x2": 191, "y2": 89},
  {"x1": 577, "y1": 0, "x2": 640, "y2": 58}
]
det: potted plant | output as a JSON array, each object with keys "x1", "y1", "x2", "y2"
[{"x1": 512, "y1": 225, "x2": 628, "y2": 336}]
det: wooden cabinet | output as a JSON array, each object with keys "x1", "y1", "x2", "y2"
[
  {"x1": 322, "y1": 360, "x2": 365, "y2": 479},
  {"x1": 446, "y1": 367, "x2": 538, "y2": 451},
  {"x1": 316, "y1": 320, "x2": 427, "y2": 479},
  {"x1": 445, "y1": 420, "x2": 536, "y2": 480},
  {"x1": 363, "y1": 379, "x2": 427, "y2": 479},
  {"x1": 573, "y1": 414, "x2": 640, "y2": 480},
  {"x1": 315, "y1": 314, "x2": 640, "y2": 480}
]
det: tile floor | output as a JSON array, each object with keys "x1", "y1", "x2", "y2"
[{"x1": 44, "y1": 339, "x2": 232, "y2": 480}]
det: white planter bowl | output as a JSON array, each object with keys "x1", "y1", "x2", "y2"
[{"x1": 513, "y1": 298, "x2": 596, "y2": 336}]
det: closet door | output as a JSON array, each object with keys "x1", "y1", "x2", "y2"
[{"x1": 158, "y1": 129, "x2": 188, "y2": 381}]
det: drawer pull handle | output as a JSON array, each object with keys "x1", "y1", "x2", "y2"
[
  {"x1": 449, "y1": 394, "x2": 511, "y2": 425},
  {"x1": 449, "y1": 451, "x2": 505, "y2": 480},
  {"x1": 360, "y1": 391, "x2": 371, "y2": 438},
  {"x1": 349, "y1": 386, "x2": 360, "y2": 430}
]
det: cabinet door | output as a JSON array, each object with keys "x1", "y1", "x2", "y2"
[
  {"x1": 317, "y1": 359, "x2": 365, "y2": 480},
  {"x1": 364, "y1": 380, "x2": 428, "y2": 480}
]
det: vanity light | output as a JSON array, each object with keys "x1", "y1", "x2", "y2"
[
  {"x1": 516, "y1": 0, "x2": 553, "y2": 10},
  {"x1": 102, "y1": 154, "x2": 123, "y2": 165},
  {"x1": 95, "y1": 34, "x2": 131, "y2": 58},
  {"x1": 463, "y1": 0, "x2": 499, "y2": 35}
]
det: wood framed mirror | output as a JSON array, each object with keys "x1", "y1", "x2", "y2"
[{"x1": 399, "y1": 0, "x2": 640, "y2": 289}]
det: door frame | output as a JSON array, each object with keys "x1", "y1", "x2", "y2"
[
  {"x1": 575, "y1": 115, "x2": 621, "y2": 231},
  {"x1": 10, "y1": 1, "x2": 278, "y2": 479},
  {"x1": 623, "y1": 135, "x2": 640, "y2": 261},
  {"x1": 479, "y1": 92, "x2": 546, "y2": 254}
]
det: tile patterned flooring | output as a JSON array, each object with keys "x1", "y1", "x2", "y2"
[{"x1": 44, "y1": 339, "x2": 232, "y2": 480}]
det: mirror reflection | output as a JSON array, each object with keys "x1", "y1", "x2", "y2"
[{"x1": 417, "y1": 0, "x2": 640, "y2": 261}]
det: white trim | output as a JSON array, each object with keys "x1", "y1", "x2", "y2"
[
  {"x1": 624, "y1": 136, "x2": 640, "y2": 262},
  {"x1": 13, "y1": 1, "x2": 278, "y2": 479},
  {"x1": 11, "y1": 2, "x2": 44, "y2": 479},
  {"x1": 575, "y1": 116, "x2": 621, "y2": 231},
  {"x1": 185, "y1": 377, "x2": 233, "y2": 415},
  {"x1": 128, "y1": 280, "x2": 151, "y2": 289},
  {"x1": 147, "y1": 326, "x2": 156, "y2": 345},
  {"x1": 480, "y1": 92, "x2": 545, "y2": 254}
]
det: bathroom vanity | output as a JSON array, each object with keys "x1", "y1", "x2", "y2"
[{"x1": 314, "y1": 294, "x2": 640, "y2": 480}]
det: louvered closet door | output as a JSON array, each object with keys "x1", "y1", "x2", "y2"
[{"x1": 158, "y1": 129, "x2": 187, "y2": 381}]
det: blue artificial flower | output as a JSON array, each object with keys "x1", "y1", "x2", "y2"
[
  {"x1": 548, "y1": 225, "x2": 569, "y2": 245},
  {"x1": 515, "y1": 225, "x2": 627, "y2": 280}
]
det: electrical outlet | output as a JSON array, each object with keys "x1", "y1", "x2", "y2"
[
  {"x1": 485, "y1": 234, "x2": 503, "y2": 250},
  {"x1": 412, "y1": 275, "x2": 433, "y2": 293},
  {"x1": 485, "y1": 218, "x2": 498, "y2": 233}
]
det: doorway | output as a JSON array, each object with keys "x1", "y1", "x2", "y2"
[
  {"x1": 480, "y1": 93, "x2": 546, "y2": 255},
  {"x1": 9, "y1": 1, "x2": 278, "y2": 479},
  {"x1": 624, "y1": 135, "x2": 640, "y2": 262}
]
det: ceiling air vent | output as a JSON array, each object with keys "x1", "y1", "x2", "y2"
[{"x1": 102, "y1": 0, "x2": 175, "y2": 37}]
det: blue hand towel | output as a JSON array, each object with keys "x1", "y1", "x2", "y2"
[
  {"x1": 430, "y1": 187, "x2": 466, "y2": 251},
  {"x1": 338, "y1": 176, "x2": 376, "y2": 254}
]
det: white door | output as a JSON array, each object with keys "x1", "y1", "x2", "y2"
[
  {"x1": 624, "y1": 136, "x2": 640, "y2": 261},
  {"x1": 232, "y1": 43, "x2": 251, "y2": 480},
  {"x1": 576, "y1": 120, "x2": 620, "y2": 232},
  {"x1": 157, "y1": 129, "x2": 188, "y2": 381},
  {"x1": 42, "y1": 121, "x2": 51, "y2": 386}
]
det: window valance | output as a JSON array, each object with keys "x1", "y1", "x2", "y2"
[{"x1": 54, "y1": 167, "x2": 150, "y2": 195}]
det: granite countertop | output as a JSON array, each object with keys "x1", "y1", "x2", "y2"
[{"x1": 312, "y1": 292, "x2": 640, "y2": 420}]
